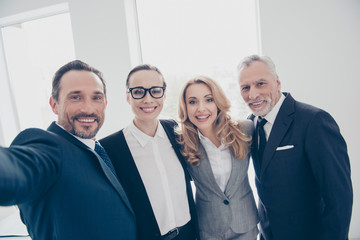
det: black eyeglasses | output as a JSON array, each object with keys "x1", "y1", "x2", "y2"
[{"x1": 127, "y1": 86, "x2": 166, "y2": 99}]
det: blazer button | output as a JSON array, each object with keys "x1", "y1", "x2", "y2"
[{"x1": 223, "y1": 200, "x2": 229, "y2": 205}]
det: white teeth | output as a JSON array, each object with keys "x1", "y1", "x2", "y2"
[
  {"x1": 197, "y1": 115, "x2": 209, "y2": 119},
  {"x1": 252, "y1": 101, "x2": 263, "y2": 106},
  {"x1": 78, "y1": 118, "x2": 95, "y2": 122},
  {"x1": 142, "y1": 107, "x2": 155, "y2": 112}
]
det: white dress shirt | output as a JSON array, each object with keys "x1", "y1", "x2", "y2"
[
  {"x1": 56, "y1": 122, "x2": 96, "y2": 149},
  {"x1": 124, "y1": 121, "x2": 190, "y2": 235},
  {"x1": 198, "y1": 131, "x2": 232, "y2": 193},
  {"x1": 255, "y1": 93, "x2": 286, "y2": 140}
]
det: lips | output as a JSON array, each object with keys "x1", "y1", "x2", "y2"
[
  {"x1": 195, "y1": 114, "x2": 210, "y2": 121},
  {"x1": 249, "y1": 99, "x2": 266, "y2": 109},
  {"x1": 72, "y1": 114, "x2": 99, "y2": 123},
  {"x1": 140, "y1": 106, "x2": 157, "y2": 113},
  {"x1": 77, "y1": 118, "x2": 96, "y2": 123}
]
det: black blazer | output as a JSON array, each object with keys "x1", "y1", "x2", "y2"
[
  {"x1": 250, "y1": 93, "x2": 352, "y2": 240},
  {"x1": 0, "y1": 122, "x2": 136, "y2": 240},
  {"x1": 100, "y1": 119, "x2": 198, "y2": 240}
]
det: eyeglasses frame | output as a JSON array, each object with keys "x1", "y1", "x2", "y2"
[{"x1": 127, "y1": 86, "x2": 166, "y2": 99}]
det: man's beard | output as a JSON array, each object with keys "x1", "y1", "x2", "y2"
[{"x1": 60, "y1": 113, "x2": 102, "y2": 139}]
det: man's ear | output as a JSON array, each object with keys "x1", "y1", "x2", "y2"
[
  {"x1": 49, "y1": 97, "x2": 59, "y2": 115},
  {"x1": 276, "y1": 75, "x2": 281, "y2": 89},
  {"x1": 126, "y1": 92, "x2": 131, "y2": 104}
]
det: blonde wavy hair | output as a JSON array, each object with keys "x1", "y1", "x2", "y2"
[{"x1": 176, "y1": 76, "x2": 251, "y2": 166}]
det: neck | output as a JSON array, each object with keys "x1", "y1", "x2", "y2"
[
  {"x1": 200, "y1": 128, "x2": 221, "y2": 148},
  {"x1": 133, "y1": 118, "x2": 158, "y2": 137}
]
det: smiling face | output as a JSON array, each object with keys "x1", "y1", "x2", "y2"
[
  {"x1": 185, "y1": 83, "x2": 218, "y2": 135},
  {"x1": 126, "y1": 70, "x2": 166, "y2": 126},
  {"x1": 238, "y1": 61, "x2": 281, "y2": 117},
  {"x1": 50, "y1": 70, "x2": 107, "y2": 139}
]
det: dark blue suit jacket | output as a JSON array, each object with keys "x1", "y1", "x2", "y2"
[
  {"x1": 251, "y1": 93, "x2": 352, "y2": 240},
  {"x1": 100, "y1": 119, "x2": 199, "y2": 240},
  {"x1": 0, "y1": 122, "x2": 136, "y2": 240}
]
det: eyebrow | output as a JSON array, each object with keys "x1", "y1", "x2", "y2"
[
  {"x1": 67, "y1": 90, "x2": 104, "y2": 96},
  {"x1": 67, "y1": 91, "x2": 81, "y2": 95},
  {"x1": 186, "y1": 94, "x2": 212, "y2": 100},
  {"x1": 187, "y1": 96, "x2": 197, "y2": 100},
  {"x1": 256, "y1": 78, "x2": 267, "y2": 83}
]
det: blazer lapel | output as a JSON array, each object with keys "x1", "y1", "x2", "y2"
[
  {"x1": 91, "y1": 148, "x2": 133, "y2": 213},
  {"x1": 260, "y1": 93, "x2": 295, "y2": 177},
  {"x1": 197, "y1": 144, "x2": 227, "y2": 198},
  {"x1": 249, "y1": 115, "x2": 261, "y2": 177},
  {"x1": 224, "y1": 152, "x2": 241, "y2": 197},
  {"x1": 47, "y1": 122, "x2": 134, "y2": 214}
]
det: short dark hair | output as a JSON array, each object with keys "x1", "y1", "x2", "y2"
[
  {"x1": 51, "y1": 60, "x2": 106, "y2": 101},
  {"x1": 126, "y1": 64, "x2": 166, "y2": 88}
]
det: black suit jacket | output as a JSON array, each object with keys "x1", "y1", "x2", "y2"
[
  {"x1": 250, "y1": 93, "x2": 352, "y2": 240},
  {"x1": 0, "y1": 122, "x2": 136, "y2": 240},
  {"x1": 100, "y1": 119, "x2": 198, "y2": 240}
]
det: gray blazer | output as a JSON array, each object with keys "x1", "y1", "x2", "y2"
[{"x1": 187, "y1": 120, "x2": 259, "y2": 236}]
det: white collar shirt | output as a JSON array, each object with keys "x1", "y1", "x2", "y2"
[
  {"x1": 56, "y1": 122, "x2": 96, "y2": 149},
  {"x1": 123, "y1": 121, "x2": 190, "y2": 235},
  {"x1": 255, "y1": 93, "x2": 286, "y2": 140},
  {"x1": 198, "y1": 131, "x2": 232, "y2": 193}
]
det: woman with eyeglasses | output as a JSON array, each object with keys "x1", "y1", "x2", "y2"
[
  {"x1": 99, "y1": 64, "x2": 198, "y2": 240},
  {"x1": 176, "y1": 76, "x2": 259, "y2": 240}
]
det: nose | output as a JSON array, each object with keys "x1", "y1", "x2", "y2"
[
  {"x1": 80, "y1": 98, "x2": 96, "y2": 113},
  {"x1": 248, "y1": 87, "x2": 259, "y2": 100},
  {"x1": 142, "y1": 90, "x2": 154, "y2": 103},
  {"x1": 197, "y1": 101, "x2": 206, "y2": 112}
]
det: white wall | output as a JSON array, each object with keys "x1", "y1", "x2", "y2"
[
  {"x1": 259, "y1": 0, "x2": 360, "y2": 238},
  {"x1": 0, "y1": 0, "x2": 134, "y2": 139}
]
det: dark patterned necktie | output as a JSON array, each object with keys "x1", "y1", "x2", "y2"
[
  {"x1": 257, "y1": 117, "x2": 268, "y2": 167},
  {"x1": 94, "y1": 141, "x2": 117, "y2": 177}
]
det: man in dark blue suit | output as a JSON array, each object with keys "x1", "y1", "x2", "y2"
[
  {"x1": 237, "y1": 55, "x2": 352, "y2": 240},
  {"x1": 0, "y1": 60, "x2": 136, "y2": 240}
]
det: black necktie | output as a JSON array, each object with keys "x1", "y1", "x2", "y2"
[
  {"x1": 257, "y1": 117, "x2": 267, "y2": 166},
  {"x1": 94, "y1": 141, "x2": 117, "y2": 177}
]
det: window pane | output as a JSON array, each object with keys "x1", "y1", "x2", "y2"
[
  {"x1": 1, "y1": 12, "x2": 75, "y2": 130},
  {"x1": 136, "y1": 0, "x2": 259, "y2": 119}
]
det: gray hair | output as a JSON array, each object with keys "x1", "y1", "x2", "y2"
[{"x1": 237, "y1": 54, "x2": 278, "y2": 79}]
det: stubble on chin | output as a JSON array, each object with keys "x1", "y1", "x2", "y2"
[
  {"x1": 73, "y1": 124, "x2": 100, "y2": 139},
  {"x1": 59, "y1": 119, "x2": 100, "y2": 139}
]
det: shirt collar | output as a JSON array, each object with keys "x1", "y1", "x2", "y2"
[
  {"x1": 128, "y1": 120, "x2": 166, "y2": 147},
  {"x1": 197, "y1": 129, "x2": 226, "y2": 150},
  {"x1": 257, "y1": 93, "x2": 285, "y2": 125},
  {"x1": 55, "y1": 122, "x2": 95, "y2": 149}
]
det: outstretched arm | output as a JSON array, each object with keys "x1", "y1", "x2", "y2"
[{"x1": 0, "y1": 128, "x2": 61, "y2": 205}]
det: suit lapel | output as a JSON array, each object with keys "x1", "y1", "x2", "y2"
[
  {"x1": 260, "y1": 94, "x2": 295, "y2": 177},
  {"x1": 91, "y1": 148, "x2": 133, "y2": 213},
  {"x1": 160, "y1": 120, "x2": 193, "y2": 181},
  {"x1": 197, "y1": 144, "x2": 226, "y2": 198},
  {"x1": 47, "y1": 122, "x2": 134, "y2": 215},
  {"x1": 249, "y1": 115, "x2": 261, "y2": 177},
  {"x1": 224, "y1": 152, "x2": 241, "y2": 197}
]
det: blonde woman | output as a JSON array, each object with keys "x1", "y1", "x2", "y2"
[{"x1": 177, "y1": 76, "x2": 259, "y2": 240}]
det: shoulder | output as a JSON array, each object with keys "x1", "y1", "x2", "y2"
[
  {"x1": 99, "y1": 129, "x2": 125, "y2": 146},
  {"x1": 234, "y1": 119, "x2": 254, "y2": 137},
  {"x1": 292, "y1": 98, "x2": 334, "y2": 123},
  {"x1": 11, "y1": 128, "x2": 61, "y2": 146},
  {"x1": 281, "y1": 94, "x2": 339, "y2": 132},
  {"x1": 9, "y1": 128, "x2": 63, "y2": 167},
  {"x1": 160, "y1": 119, "x2": 177, "y2": 128}
]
